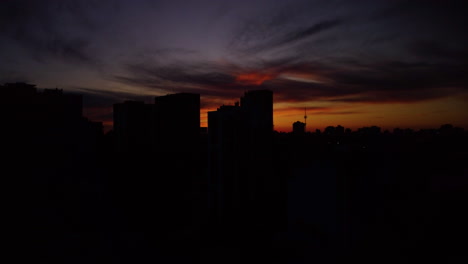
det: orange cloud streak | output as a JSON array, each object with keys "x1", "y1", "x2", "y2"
[{"x1": 236, "y1": 72, "x2": 277, "y2": 85}]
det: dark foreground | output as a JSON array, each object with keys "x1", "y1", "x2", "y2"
[{"x1": 8, "y1": 129, "x2": 468, "y2": 264}]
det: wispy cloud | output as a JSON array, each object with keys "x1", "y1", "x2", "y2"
[
  {"x1": 0, "y1": 0, "x2": 103, "y2": 65},
  {"x1": 230, "y1": 17, "x2": 344, "y2": 55},
  {"x1": 110, "y1": 55, "x2": 468, "y2": 106}
]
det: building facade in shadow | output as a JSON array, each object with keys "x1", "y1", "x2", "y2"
[
  {"x1": 153, "y1": 93, "x2": 200, "y2": 153},
  {"x1": 113, "y1": 93, "x2": 200, "y2": 153},
  {"x1": 208, "y1": 90, "x2": 279, "y2": 232},
  {"x1": 292, "y1": 121, "x2": 306, "y2": 135},
  {"x1": 113, "y1": 100, "x2": 152, "y2": 152},
  {"x1": 1, "y1": 82, "x2": 103, "y2": 154},
  {"x1": 112, "y1": 93, "x2": 201, "y2": 239}
]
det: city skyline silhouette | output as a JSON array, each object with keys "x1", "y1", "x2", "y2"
[
  {"x1": 2, "y1": 1, "x2": 468, "y2": 263},
  {"x1": 2, "y1": 81, "x2": 467, "y2": 135},
  {"x1": 3, "y1": 81, "x2": 468, "y2": 263}
]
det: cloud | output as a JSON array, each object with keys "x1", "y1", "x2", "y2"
[
  {"x1": 274, "y1": 105, "x2": 364, "y2": 120},
  {"x1": 331, "y1": 61, "x2": 468, "y2": 91},
  {"x1": 275, "y1": 106, "x2": 332, "y2": 113},
  {"x1": 368, "y1": 0, "x2": 468, "y2": 49},
  {"x1": 0, "y1": 0, "x2": 103, "y2": 65},
  {"x1": 408, "y1": 41, "x2": 468, "y2": 61},
  {"x1": 372, "y1": 0, "x2": 468, "y2": 22},
  {"x1": 110, "y1": 52, "x2": 468, "y2": 107},
  {"x1": 74, "y1": 86, "x2": 152, "y2": 130},
  {"x1": 112, "y1": 60, "x2": 255, "y2": 99},
  {"x1": 313, "y1": 111, "x2": 362, "y2": 115},
  {"x1": 73, "y1": 86, "x2": 152, "y2": 106},
  {"x1": 230, "y1": 17, "x2": 343, "y2": 55},
  {"x1": 4, "y1": 0, "x2": 465, "y2": 119},
  {"x1": 264, "y1": 19, "x2": 343, "y2": 49},
  {"x1": 262, "y1": 58, "x2": 468, "y2": 104},
  {"x1": 125, "y1": 63, "x2": 236, "y2": 87}
]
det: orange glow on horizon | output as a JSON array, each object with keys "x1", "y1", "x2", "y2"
[
  {"x1": 99, "y1": 92, "x2": 468, "y2": 134},
  {"x1": 271, "y1": 94, "x2": 468, "y2": 132}
]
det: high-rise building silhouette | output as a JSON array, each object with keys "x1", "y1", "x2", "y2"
[
  {"x1": 113, "y1": 101, "x2": 152, "y2": 152},
  {"x1": 293, "y1": 121, "x2": 306, "y2": 134},
  {"x1": 1, "y1": 82, "x2": 102, "y2": 152},
  {"x1": 208, "y1": 89, "x2": 276, "y2": 228},
  {"x1": 208, "y1": 104, "x2": 244, "y2": 223},
  {"x1": 240, "y1": 90, "x2": 273, "y2": 135},
  {"x1": 154, "y1": 93, "x2": 200, "y2": 153},
  {"x1": 1, "y1": 83, "x2": 83, "y2": 128},
  {"x1": 113, "y1": 93, "x2": 200, "y2": 152}
]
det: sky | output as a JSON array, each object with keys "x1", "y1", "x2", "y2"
[{"x1": 1, "y1": 0, "x2": 467, "y2": 132}]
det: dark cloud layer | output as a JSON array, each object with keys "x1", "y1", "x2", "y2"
[
  {"x1": 0, "y1": 0, "x2": 101, "y2": 65},
  {"x1": 110, "y1": 0, "x2": 468, "y2": 107},
  {"x1": 112, "y1": 56, "x2": 467, "y2": 106},
  {"x1": 233, "y1": 18, "x2": 344, "y2": 54},
  {"x1": 113, "y1": 62, "x2": 239, "y2": 98}
]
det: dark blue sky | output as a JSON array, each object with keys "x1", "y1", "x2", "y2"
[{"x1": 1, "y1": 0, "x2": 467, "y2": 131}]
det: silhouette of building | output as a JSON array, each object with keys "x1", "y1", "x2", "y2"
[
  {"x1": 153, "y1": 93, "x2": 200, "y2": 153},
  {"x1": 1, "y1": 82, "x2": 102, "y2": 152},
  {"x1": 324, "y1": 126, "x2": 336, "y2": 135},
  {"x1": 293, "y1": 121, "x2": 306, "y2": 134},
  {"x1": 1, "y1": 83, "x2": 83, "y2": 128},
  {"x1": 240, "y1": 90, "x2": 273, "y2": 135},
  {"x1": 113, "y1": 101, "x2": 152, "y2": 152},
  {"x1": 357, "y1": 126, "x2": 381, "y2": 136},
  {"x1": 2, "y1": 82, "x2": 36, "y2": 96},
  {"x1": 113, "y1": 93, "x2": 200, "y2": 152},
  {"x1": 335, "y1": 125, "x2": 345, "y2": 135},
  {"x1": 208, "y1": 90, "x2": 276, "y2": 229},
  {"x1": 208, "y1": 104, "x2": 244, "y2": 223}
]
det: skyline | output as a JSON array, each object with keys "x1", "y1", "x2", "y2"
[{"x1": 1, "y1": 0, "x2": 467, "y2": 132}]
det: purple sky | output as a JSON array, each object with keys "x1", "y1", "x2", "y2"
[{"x1": 1, "y1": 0, "x2": 467, "y2": 131}]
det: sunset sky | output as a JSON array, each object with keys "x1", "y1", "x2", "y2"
[{"x1": 1, "y1": 0, "x2": 467, "y2": 132}]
